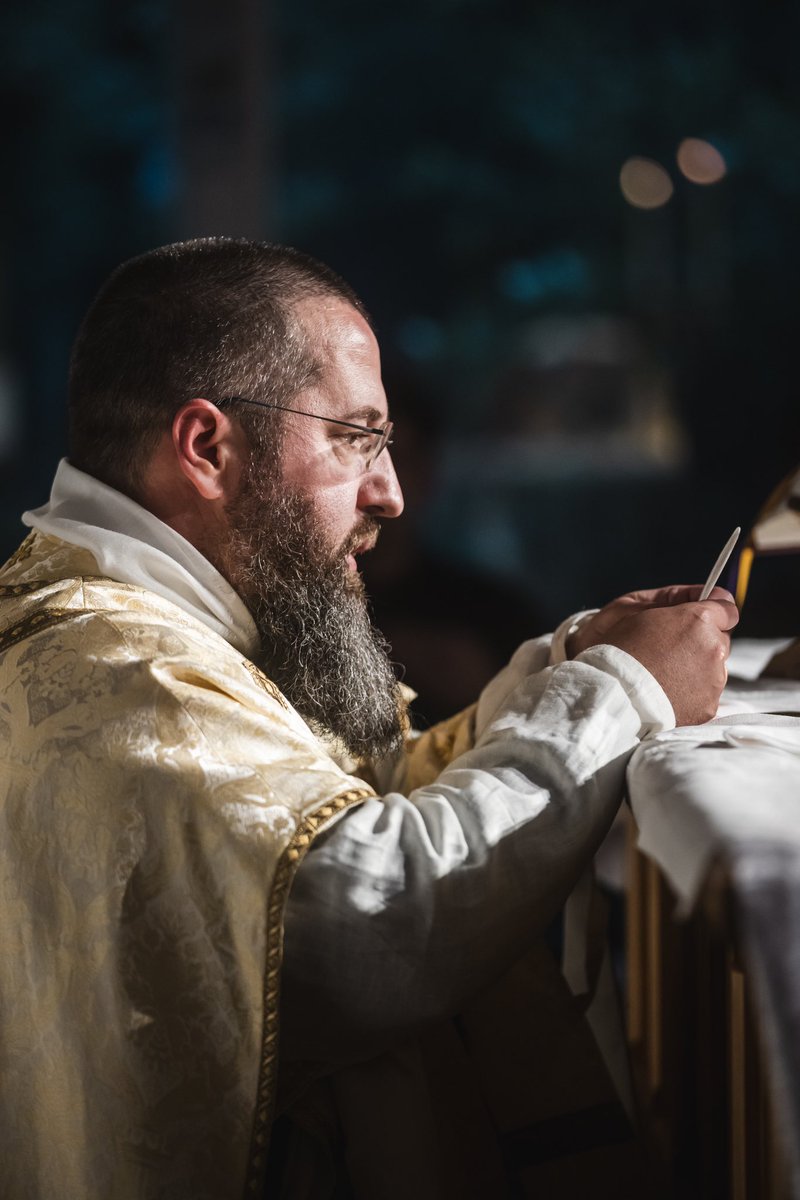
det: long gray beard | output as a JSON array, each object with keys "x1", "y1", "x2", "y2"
[{"x1": 220, "y1": 476, "x2": 404, "y2": 761}]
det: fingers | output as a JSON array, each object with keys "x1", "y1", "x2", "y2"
[
  {"x1": 696, "y1": 596, "x2": 740, "y2": 631},
  {"x1": 625, "y1": 585, "x2": 695, "y2": 607},
  {"x1": 705, "y1": 584, "x2": 737, "y2": 604},
  {"x1": 569, "y1": 583, "x2": 739, "y2": 662},
  {"x1": 598, "y1": 602, "x2": 734, "y2": 726},
  {"x1": 619, "y1": 583, "x2": 736, "y2": 609}
]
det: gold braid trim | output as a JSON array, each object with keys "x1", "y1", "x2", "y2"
[
  {"x1": 0, "y1": 574, "x2": 139, "y2": 601},
  {"x1": 0, "y1": 581, "x2": 49, "y2": 598},
  {"x1": 0, "y1": 607, "x2": 81, "y2": 653},
  {"x1": 242, "y1": 659, "x2": 289, "y2": 710},
  {"x1": 244, "y1": 785, "x2": 374, "y2": 1195}
]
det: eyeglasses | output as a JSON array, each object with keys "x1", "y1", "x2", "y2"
[{"x1": 217, "y1": 396, "x2": 394, "y2": 472}]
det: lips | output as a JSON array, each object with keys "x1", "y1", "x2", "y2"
[
  {"x1": 344, "y1": 526, "x2": 379, "y2": 571},
  {"x1": 352, "y1": 535, "x2": 377, "y2": 557},
  {"x1": 346, "y1": 541, "x2": 374, "y2": 572}
]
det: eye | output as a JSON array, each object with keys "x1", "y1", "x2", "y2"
[
  {"x1": 334, "y1": 430, "x2": 370, "y2": 457},
  {"x1": 332, "y1": 430, "x2": 374, "y2": 464}
]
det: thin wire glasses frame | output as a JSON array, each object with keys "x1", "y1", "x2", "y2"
[{"x1": 217, "y1": 396, "x2": 394, "y2": 471}]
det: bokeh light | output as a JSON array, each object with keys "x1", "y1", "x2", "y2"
[
  {"x1": 619, "y1": 157, "x2": 674, "y2": 209},
  {"x1": 676, "y1": 137, "x2": 727, "y2": 184}
]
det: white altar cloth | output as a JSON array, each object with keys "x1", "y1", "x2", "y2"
[{"x1": 627, "y1": 639, "x2": 800, "y2": 1196}]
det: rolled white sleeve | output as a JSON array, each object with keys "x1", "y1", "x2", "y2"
[{"x1": 280, "y1": 633, "x2": 675, "y2": 1062}]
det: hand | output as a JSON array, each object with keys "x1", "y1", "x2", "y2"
[{"x1": 568, "y1": 585, "x2": 739, "y2": 726}]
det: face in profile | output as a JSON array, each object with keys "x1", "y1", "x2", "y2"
[{"x1": 218, "y1": 441, "x2": 404, "y2": 761}]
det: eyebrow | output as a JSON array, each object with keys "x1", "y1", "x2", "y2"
[{"x1": 342, "y1": 406, "x2": 386, "y2": 425}]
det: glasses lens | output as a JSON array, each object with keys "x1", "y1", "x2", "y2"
[{"x1": 367, "y1": 423, "x2": 393, "y2": 469}]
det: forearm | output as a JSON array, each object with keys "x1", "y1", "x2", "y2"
[
  {"x1": 280, "y1": 646, "x2": 673, "y2": 1062},
  {"x1": 370, "y1": 634, "x2": 556, "y2": 795}
]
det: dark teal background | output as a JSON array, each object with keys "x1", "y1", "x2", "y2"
[{"x1": 2, "y1": 0, "x2": 799, "y2": 637}]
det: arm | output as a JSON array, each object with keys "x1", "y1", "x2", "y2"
[
  {"x1": 376, "y1": 626, "x2": 593, "y2": 795},
  {"x1": 373, "y1": 635, "x2": 553, "y2": 795},
  {"x1": 281, "y1": 586, "x2": 738, "y2": 1063},
  {"x1": 280, "y1": 642, "x2": 671, "y2": 1063}
]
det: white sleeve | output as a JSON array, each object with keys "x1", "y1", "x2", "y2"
[{"x1": 280, "y1": 639, "x2": 675, "y2": 1064}]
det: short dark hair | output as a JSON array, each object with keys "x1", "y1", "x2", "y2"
[{"x1": 68, "y1": 237, "x2": 368, "y2": 495}]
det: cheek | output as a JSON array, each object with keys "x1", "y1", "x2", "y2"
[{"x1": 306, "y1": 484, "x2": 361, "y2": 548}]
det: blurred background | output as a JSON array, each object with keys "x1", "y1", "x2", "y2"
[{"x1": 2, "y1": 0, "x2": 800, "y2": 722}]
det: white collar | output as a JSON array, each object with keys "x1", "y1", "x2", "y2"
[{"x1": 23, "y1": 459, "x2": 260, "y2": 659}]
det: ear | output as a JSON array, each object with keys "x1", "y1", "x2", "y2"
[{"x1": 172, "y1": 398, "x2": 246, "y2": 501}]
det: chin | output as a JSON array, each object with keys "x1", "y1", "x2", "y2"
[{"x1": 344, "y1": 569, "x2": 366, "y2": 597}]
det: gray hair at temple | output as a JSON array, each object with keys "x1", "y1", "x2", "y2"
[{"x1": 67, "y1": 237, "x2": 368, "y2": 497}]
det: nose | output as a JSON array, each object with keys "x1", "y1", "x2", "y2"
[{"x1": 357, "y1": 450, "x2": 404, "y2": 518}]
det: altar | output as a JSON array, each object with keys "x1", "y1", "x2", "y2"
[{"x1": 625, "y1": 639, "x2": 800, "y2": 1200}]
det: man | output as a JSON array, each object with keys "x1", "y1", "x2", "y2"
[{"x1": 0, "y1": 238, "x2": 736, "y2": 1199}]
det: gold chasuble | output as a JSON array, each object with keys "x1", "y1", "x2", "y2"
[
  {"x1": 0, "y1": 531, "x2": 650, "y2": 1199},
  {"x1": 0, "y1": 531, "x2": 373, "y2": 1199}
]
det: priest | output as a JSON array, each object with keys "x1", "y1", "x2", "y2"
[{"x1": 0, "y1": 238, "x2": 736, "y2": 1199}]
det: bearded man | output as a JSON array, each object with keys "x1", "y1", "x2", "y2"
[{"x1": 0, "y1": 238, "x2": 736, "y2": 1200}]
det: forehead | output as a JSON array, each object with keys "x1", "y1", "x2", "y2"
[{"x1": 293, "y1": 295, "x2": 386, "y2": 418}]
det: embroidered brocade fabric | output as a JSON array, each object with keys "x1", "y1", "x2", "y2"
[{"x1": 0, "y1": 531, "x2": 371, "y2": 1200}]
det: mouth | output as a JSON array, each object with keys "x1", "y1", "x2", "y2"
[{"x1": 345, "y1": 532, "x2": 379, "y2": 572}]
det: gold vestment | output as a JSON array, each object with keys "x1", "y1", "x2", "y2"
[
  {"x1": 0, "y1": 530, "x2": 647, "y2": 1199},
  {"x1": 0, "y1": 530, "x2": 381, "y2": 1199}
]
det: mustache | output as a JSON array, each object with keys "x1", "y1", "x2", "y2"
[{"x1": 340, "y1": 517, "x2": 381, "y2": 558}]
